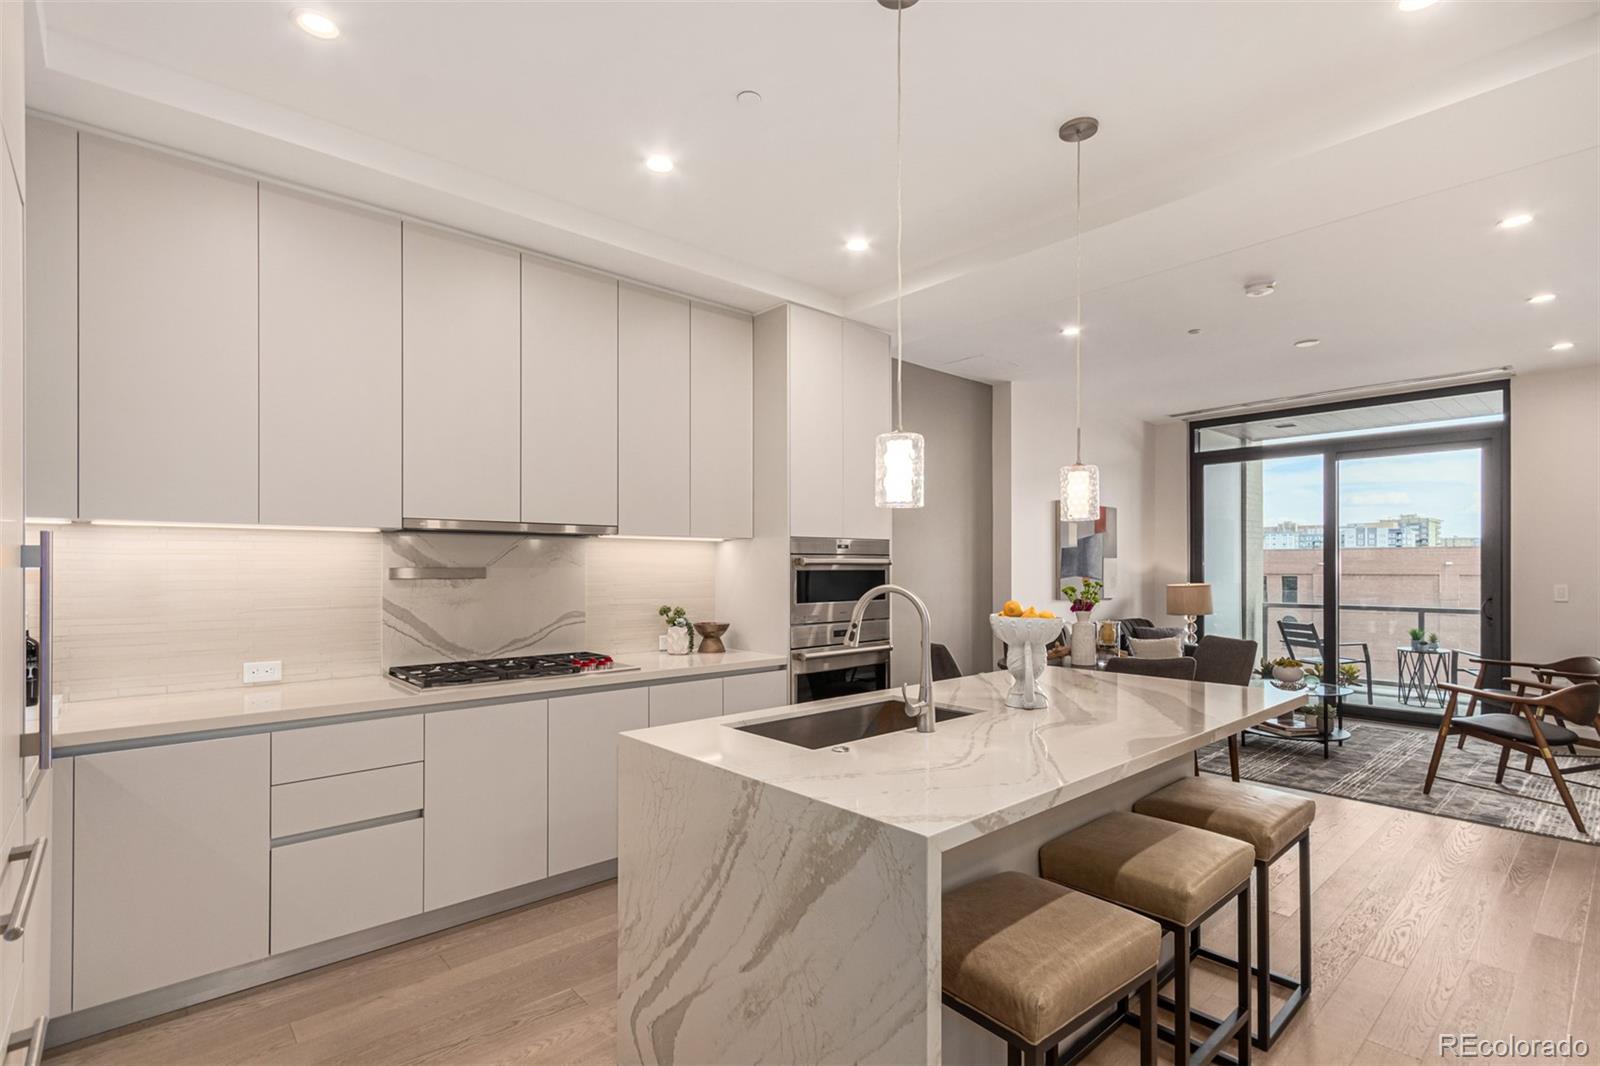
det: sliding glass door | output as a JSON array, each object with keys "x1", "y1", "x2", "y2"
[{"x1": 1190, "y1": 382, "x2": 1509, "y2": 724}]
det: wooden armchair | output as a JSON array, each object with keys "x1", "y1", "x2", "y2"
[
  {"x1": 1423, "y1": 679, "x2": 1600, "y2": 834},
  {"x1": 1454, "y1": 655, "x2": 1600, "y2": 750}
]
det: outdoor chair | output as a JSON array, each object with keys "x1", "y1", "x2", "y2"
[{"x1": 1277, "y1": 619, "x2": 1373, "y2": 703}]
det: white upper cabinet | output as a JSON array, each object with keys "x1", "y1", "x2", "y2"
[
  {"x1": 260, "y1": 187, "x2": 401, "y2": 529},
  {"x1": 522, "y1": 257, "x2": 618, "y2": 530},
  {"x1": 618, "y1": 285, "x2": 691, "y2": 536},
  {"x1": 690, "y1": 305, "x2": 754, "y2": 539},
  {"x1": 24, "y1": 119, "x2": 76, "y2": 520},
  {"x1": 78, "y1": 135, "x2": 259, "y2": 524},
  {"x1": 787, "y1": 305, "x2": 845, "y2": 538},
  {"x1": 402, "y1": 224, "x2": 520, "y2": 523},
  {"x1": 840, "y1": 320, "x2": 894, "y2": 540},
  {"x1": 0, "y1": 0, "x2": 21, "y2": 193}
]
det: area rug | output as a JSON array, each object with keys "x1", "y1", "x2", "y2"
[{"x1": 1197, "y1": 720, "x2": 1599, "y2": 845}]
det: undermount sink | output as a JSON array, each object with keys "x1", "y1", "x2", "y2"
[{"x1": 735, "y1": 699, "x2": 972, "y2": 750}]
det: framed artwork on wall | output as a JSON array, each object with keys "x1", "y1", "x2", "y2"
[{"x1": 1056, "y1": 503, "x2": 1117, "y2": 602}]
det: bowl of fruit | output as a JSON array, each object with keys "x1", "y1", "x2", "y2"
[{"x1": 990, "y1": 600, "x2": 1065, "y2": 709}]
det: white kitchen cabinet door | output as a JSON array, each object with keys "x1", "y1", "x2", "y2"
[
  {"x1": 618, "y1": 286, "x2": 691, "y2": 536},
  {"x1": 402, "y1": 224, "x2": 520, "y2": 523},
  {"x1": 424, "y1": 699, "x2": 548, "y2": 910},
  {"x1": 271, "y1": 818, "x2": 422, "y2": 954},
  {"x1": 521, "y1": 258, "x2": 618, "y2": 529},
  {"x1": 547, "y1": 687, "x2": 647, "y2": 876},
  {"x1": 17, "y1": 772, "x2": 51, "y2": 1041},
  {"x1": 73, "y1": 735, "x2": 269, "y2": 1009},
  {"x1": 722, "y1": 671, "x2": 789, "y2": 716},
  {"x1": 690, "y1": 305, "x2": 754, "y2": 539},
  {"x1": 260, "y1": 186, "x2": 401, "y2": 529},
  {"x1": 787, "y1": 305, "x2": 844, "y2": 538},
  {"x1": 647, "y1": 678, "x2": 723, "y2": 727},
  {"x1": 0, "y1": 0, "x2": 20, "y2": 193},
  {"x1": 78, "y1": 135, "x2": 259, "y2": 524},
  {"x1": 840, "y1": 320, "x2": 894, "y2": 540},
  {"x1": 24, "y1": 119, "x2": 76, "y2": 520}
]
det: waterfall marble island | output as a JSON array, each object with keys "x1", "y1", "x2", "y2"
[{"x1": 616, "y1": 666, "x2": 1305, "y2": 1065}]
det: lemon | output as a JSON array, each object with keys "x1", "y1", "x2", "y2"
[{"x1": 1001, "y1": 600, "x2": 1023, "y2": 618}]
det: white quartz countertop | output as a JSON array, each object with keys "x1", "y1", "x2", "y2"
[
  {"x1": 51, "y1": 649, "x2": 787, "y2": 752},
  {"x1": 624, "y1": 667, "x2": 1307, "y2": 849}
]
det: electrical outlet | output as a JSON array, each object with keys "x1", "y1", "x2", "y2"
[
  {"x1": 658, "y1": 634, "x2": 668, "y2": 652},
  {"x1": 1554, "y1": 584, "x2": 1570, "y2": 603},
  {"x1": 243, "y1": 660, "x2": 282, "y2": 685}
]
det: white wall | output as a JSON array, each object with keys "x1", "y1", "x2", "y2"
[
  {"x1": 1510, "y1": 364, "x2": 1600, "y2": 662},
  {"x1": 891, "y1": 364, "x2": 993, "y2": 683}
]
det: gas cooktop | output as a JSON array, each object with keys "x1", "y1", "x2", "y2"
[{"x1": 388, "y1": 652, "x2": 637, "y2": 689}]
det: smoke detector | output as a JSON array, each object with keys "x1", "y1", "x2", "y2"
[{"x1": 1244, "y1": 280, "x2": 1277, "y2": 298}]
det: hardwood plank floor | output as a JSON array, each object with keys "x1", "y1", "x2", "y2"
[{"x1": 49, "y1": 792, "x2": 1593, "y2": 1066}]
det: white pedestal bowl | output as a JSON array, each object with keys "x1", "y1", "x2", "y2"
[{"x1": 990, "y1": 614, "x2": 1067, "y2": 709}]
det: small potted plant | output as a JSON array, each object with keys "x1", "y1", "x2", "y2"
[
  {"x1": 1059, "y1": 579, "x2": 1104, "y2": 668},
  {"x1": 1408, "y1": 626, "x2": 1428, "y2": 651},
  {"x1": 1336, "y1": 663, "x2": 1362, "y2": 687},
  {"x1": 1426, "y1": 632, "x2": 1440, "y2": 651},
  {"x1": 659, "y1": 604, "x2": 694, "y2": 655},
  {"x1": 1270, "y1": 657, "x2": 1305, "y2": 685}
]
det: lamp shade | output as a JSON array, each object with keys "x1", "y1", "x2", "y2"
[{"x1": 1166, "y1": 582, "x2": 1213, "y2": 617}]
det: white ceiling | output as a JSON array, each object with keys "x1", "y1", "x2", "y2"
[{"x1": 26, "y1": 0, "x2": 1600, "y2": 417}]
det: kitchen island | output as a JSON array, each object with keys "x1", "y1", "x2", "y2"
[{"x1": 616, "y1": 667, "x2": 1305, "y2": 1065}]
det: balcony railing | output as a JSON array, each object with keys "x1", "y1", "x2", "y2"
[{"x1": 1259, "y1": 600, "x2": 1481, "y2": 703}]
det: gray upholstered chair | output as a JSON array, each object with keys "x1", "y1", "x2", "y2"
[
  {"x1": 931, "y1": 643, "x2": 963, "y2": 682},
  {"x1": 1105, "y1": 656, "x2": 1197, "y2": 681},
  {"x1": 1192, "y1": 635, "x2": 1259, "y2": 688}
]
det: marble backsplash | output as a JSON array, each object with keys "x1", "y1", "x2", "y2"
[{"x1": 33, "y1": 524, "x2": 722, "y2": 703}]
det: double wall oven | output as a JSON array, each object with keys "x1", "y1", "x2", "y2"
[{"x1": 789, "y1": 537, "x2": 891, "y2": 703}]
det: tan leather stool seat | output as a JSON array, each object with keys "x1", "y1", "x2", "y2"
[
  {"x1": 943, "y1": 871, "x2": 1161, "y2": 1046},
  {"x1": 1132, "y1": 776, "x2": 1316, "y2": 861},
  {"x1": 1039, "y1": 811, "x2": 1254, "y2": 926}
]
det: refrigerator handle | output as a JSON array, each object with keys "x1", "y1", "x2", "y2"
[{"x1": 36, "y1": 530, "x2": 51, "y2": 772}]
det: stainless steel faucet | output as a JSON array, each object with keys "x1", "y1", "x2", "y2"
[{"x1": 845, "y1": 583, "x2": 937, "y2": 733}]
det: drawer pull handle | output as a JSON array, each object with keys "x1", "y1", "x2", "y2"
[
  {"x1": 1, "y1": 837, "x2": 47, "y2": 942},
  {"x1": 8, "y1": 1014, "x2": 46, "y2": 1066}
]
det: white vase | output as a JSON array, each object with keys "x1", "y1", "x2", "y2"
[
  {"x1": 1070, "y1": 616, "x2": 1097, "y2": 667},
  {"x1": 665, "y1": 625, "x2": 691, "y2": 656},
  {"x1": 1272, "y1": 665, "x2": 1305, "y2": 685}
]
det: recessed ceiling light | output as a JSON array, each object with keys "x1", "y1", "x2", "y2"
[
  {"x1": 1244, "y1": 280, "x2": 1276, "y2": 298},
  {"x1": 1293, "y1": 338, "x2": 1321, "y2": 348},
  {"x1": 1496, "y1": 213, "x2": 1534, "y2": 229},
  {"x1": 844, "y1": 236, "x2": 870, "y2": 253},
  {"x1": 1186, "y1": 328, "x2": 1203, "y2": 336},
  {"x1": 1527, "y1": 292, "x2": 1557, "y2": 305},
  {"x1": 1397, "y1": 0, "x2": 1438, "y2": 11},
  {"x1": 735, "y1": 90, "x2": 763, "y2": 106},
  {"x1": 293, "y1": 9, "x2": 340, "y2": 39},
  {"x1": 644, "y1": 154, "x2": 675, "y2": 174},
  {"x1": 1550, "y1": 340, "x2": 1575, "y2": 351},
  {"x1": 1059, "y1": 324, "x2": 1082, "y2": 337}
]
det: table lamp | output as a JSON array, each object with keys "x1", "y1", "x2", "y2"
[{"x1": 1166, "y1": 583, "x2": 1213, "y2": 646}]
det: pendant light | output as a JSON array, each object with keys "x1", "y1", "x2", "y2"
[
  {"x1": 874, "y1": 0, "x2": 924, "y2": 509},
  {"x1": 1058, "y1": 116, "x2": 1101, "y2": 523}
]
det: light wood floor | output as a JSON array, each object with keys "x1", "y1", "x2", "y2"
[{"x1": 49, "y1": 792, "x2": 1597, "y2": 1066}]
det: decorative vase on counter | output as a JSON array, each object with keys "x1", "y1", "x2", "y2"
[
  {"x1": 693, "y1": 622, "x2": 729, "y2": 654},
  {"x1": 1069, "y1": 613, "x2": 1097, "y2": 667},
  {"x1": 991, "y1": 614, "x2": 1066, "y2": 709},
  {"x1": 665, "y1": 624, "x2": 692, "y2": 656}
]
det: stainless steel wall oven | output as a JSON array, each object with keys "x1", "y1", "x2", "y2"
[{"x1": 789, "y1": 538, "x2": 890, "y2": 702}]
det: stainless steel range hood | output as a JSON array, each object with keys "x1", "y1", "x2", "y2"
[{"x1": 401, "y1": 517, "x2": 617, "y2": 537}]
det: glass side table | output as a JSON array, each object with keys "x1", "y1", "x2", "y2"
[{"x1": 1244, "y1": 682, "x2": 1354, "y2": 759}]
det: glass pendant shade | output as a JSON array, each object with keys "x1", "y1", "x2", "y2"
[
  {"x1": 1060, "y1": 462, "x2": 1100, "y2": 522},
  {"x1": 875, "y1": 431, "x2": 925, "y2": 508}
]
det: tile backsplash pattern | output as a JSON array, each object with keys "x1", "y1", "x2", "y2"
[
  {"x1": 37, "y1": 525, "x2": 723, "y2": 703},
  {"x1": 381, "y1": 533, "x2": 586, "y2": 668},
  {"x1": 30, "y1": 524, "x2": 382, "y2": 702}
]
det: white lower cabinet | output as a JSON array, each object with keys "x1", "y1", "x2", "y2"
[
  {"x1": 16, "y1": 772, "x2": 51, "y2": 1046},
  {"x1": 73, "y1": 735, "x2": 269, "y2": 1009},
  {"x1": 424, "y1": 700, "x2": 548, "y2": 911},
  {"x1": 722, "y1": 670, "x2": 789, "y2": 715},
  {"x1": 548, "y1": 687, "x2": 648, "y2": 876},
  {"x1": 270, "y1": 818, "x2": 423, "y2": 955},
  {"x1": 647, "y1": 678, "x2": 723, "y2": 727}
]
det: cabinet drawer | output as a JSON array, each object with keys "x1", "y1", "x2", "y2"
[
  {"x1": 271, "y1": 715, "x2": 422, "y2": 784},
  {"x1": 271, "y1": 818, "x2": 422, "y2": 954},
  {"x1": 722, "y1": 671, "x2": 789, "y2": 716},
  {"x1": 647, "y1": 678, "x2": 723, "y2": 727},
  {"x1": 272, "y1": 763, "x2": 423, "y2": 839}
]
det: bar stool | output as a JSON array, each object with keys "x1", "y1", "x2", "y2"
[
  {"x1": 1133, "y1": 777, "x2": 1315, "y2": 1050},
  {"x1": 1040, "y1": 812, "x2": 1254, "y2": 1066},
  {"x1": 943, "y1": 871, "x2": 1161, "y2": 1066}
]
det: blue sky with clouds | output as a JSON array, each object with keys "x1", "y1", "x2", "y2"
[{"x1": 1263, "y1": 448, "x2": 1483, "y2": 539}]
